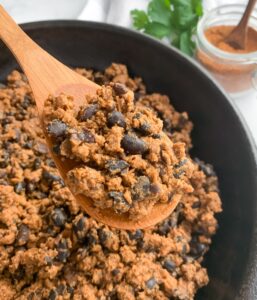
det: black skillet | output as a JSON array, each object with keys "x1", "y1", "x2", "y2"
[{"x1": 0, "y1": 21, "x2": 257, "y2": 300}]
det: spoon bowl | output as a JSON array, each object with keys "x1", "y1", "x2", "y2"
[{"x1": 0, "y1": 5, "x2": 181, "y2": 229}]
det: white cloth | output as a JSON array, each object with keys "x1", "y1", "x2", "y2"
[{"x1": 0, "y1": 0, "x2": 256, "y2": 145}]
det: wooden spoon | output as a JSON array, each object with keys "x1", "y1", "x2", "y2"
[
  {"x1": 0, "y1": 5, "x2": 181, "y2": 230},
  {"x1": 225, "y1": 0, "x2": 257, "y2": 49}
]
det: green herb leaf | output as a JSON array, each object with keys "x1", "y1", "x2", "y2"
[
  {"x1": 130, "y1": 0, "x2": 203, "y2": 56},
  {"x1": 172, "y1": 0, "x2": 197, "y2": 30},
  {"x1": 192, "y1": 0, "x2": 203, "y2": 16},
  {"x1": 131, "y1": 9, "x2": 149, "y2": 30},
  {"x1": 147, "y1": 0, "x2": 172, "y2": 26},
  {"x1": 179, "y1": 31, "x2": 194, "y2": 56},
  {"x1": 145, "y1": 22, "x2": 171, "y2": 38}
]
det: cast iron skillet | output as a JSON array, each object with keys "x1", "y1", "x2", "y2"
[{"x1": 0, "y1": 21, "x2": 257, "y2": 299}]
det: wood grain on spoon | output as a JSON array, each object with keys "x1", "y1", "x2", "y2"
[
  {"x1": 225, "y1": 0, "x2": 257, "y2": 49},
  {"x1": 0, "y1": 5, "x2": 181, "y2": 229}
]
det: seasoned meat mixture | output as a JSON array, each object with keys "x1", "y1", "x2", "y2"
[
  {"x1": 43, "y1": 83, "x2": 194, "y2": 219},
  {"x1": 0, "y1": 63, "x2": 222, "y2": 300}
]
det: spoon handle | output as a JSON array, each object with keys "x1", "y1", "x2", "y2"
[
  {"x1": 237, "y1": 0, "x2": 257, "y2": 30},
  {"x1": 0, "y1": 5, "x2": 82, "y2": 112},
  {"x1": 0, "y1": 5, "x2": 59, "y2": 110}
]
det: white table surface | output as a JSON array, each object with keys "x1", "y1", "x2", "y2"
[{"x1": 1, "y1": 0, "x2": 256, "y2": 147}]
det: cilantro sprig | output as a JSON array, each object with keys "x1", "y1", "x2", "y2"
[{"x1": 131, "y1": 0, "x2": 203, "y2": 56}]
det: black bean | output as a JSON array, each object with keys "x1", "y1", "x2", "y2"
[
  {"x1": 84, "y1": 235, "x2": 96, "y2": 247},
  {"x1": 47, "y1": 119, "x2": 67, "y2": 138},
  {"x1": 113, "y1": 83, "x2": 128, "y2": 95},
  {"x1": 67, "y1": 286, "x2": 74, "y2": 295},
  {"x1": 173, "y1": 169, "x2": 185, "y2": 179},
  {"x1": 111, "y1": 269, "x2": 120, "y2": 276},
  {"x1": 26, "y1": 182, "x2": 35, "y2": 193},
  {"x1": 23, "y1": 140, "x2": 33, "y2": 149},
  {"x1": 146, "y1": 277, "x2": 157, "y2": 289},
  {"x1": 192, "y1": 201, "x2": 201, "y2": 209},
  {"x1": 121, "y1": 135, "x2": 148, "y2": 155},
  {"x1": 108, "y1": 191, "x2": 130, "y2": 214},
  {"x1": 33, "y1": 158, "x2": 41, "y2": 170},
  {"x1": 163, "y1": 118, "x2": 172, "y2": 131},
  {"x1": 16, "y1": 246, "x2": 26, "y2": 252},
  {"x1": 194, "y1": 227, "x2": 206, "y2": 235},
  {"x1": 136, "y1": 123, "x2": 151, "y2": 136},
  {"x1": 129, "y1": 229, "x2": 143, "y2": 240},
  {"x1": 134, "y1": 91, "x2": 142, "y2": 101},
  {"x1": 163, "y1": 260, "x2": 176, "y2": 272},
  {"x1": 0, "y1": 151, "x2": 9, "y2": 168},
  {"x1": 0, "y1": 161, "x2": 7, "y2": 168},
  {"x1": 131, "y1": 176, "x2": 151, "y2": 201},
  {"x1": 78, "y1": 104, "x2": 98, "y2": 121},
  {"x1": 56, "y1": 239, "x2": 70, "y2": 262},
  {"x1": 182, "y1": 244, "x2": 187, "y2": 255},
  {"x1": 157, "y1": 219, "x2": 174, "y2": 236},
  {"x1": 56, "y1": 285, "x2": 66, "y2": 295},
  {"x1": 14, "y1": 182, "x2": 25, "y2": 194},
  {"x1": 189, "y1": 241, "x2": 207, "y2": 257},
  {"x1": 152, "y1": 133, "x2": 161, "y2": 139},
  {"x1": 14, "y1": 266, "x2": 25, "y2": 280},
  {"x1": 57, "y1": 251, "x2": 70, "y2": 263},
  {"x1": 52, "y1": 144, "x2": 61, "y2": 155},
  {"x1": 108, "y1": 291, "x2": 118, "y2": 299},
  {"x1": 73, "y1": 216, "x2": 88, "y2": 241},
  {"x1": 49, "y1": 289, "x2": 57, "y2": 300},
  {"x1": 94, "y1": 74, "x2": 105, "y2": 85},
  {"x1": 105, "y1": 159, "x2": 129, "y2": 174},
  {"x1": 2, "y1": 141, "x2": 11, "y2": 149},
  {"x1": 1, "y1": 117, "x2": 12, "y2": 126},
  {"x1": 137, "y1": 239, "x2": 144, "y2": 250},
  {"x1": 98, "y1": 229, "x2": 108, "y2": 244},
  {"x1": 107, "y1": 111, "x2": 126, "y2": 128},
  {"x1": 21, "y1": 95, "x2": 31, "y2": 109},
  {"x1": 149, "y1": 184, "x2": 160, "y2": 194},
  {"x1": 176, "y1": 114, "x2": 188, "y2": 129},
  {"x1": 70, "y1": 129, "x2": 95, "y2": 143},
  {"x1": 51, "y1": 208, "x2": 67, "y2": 227},
  {"x1": 57, "y1": 238, "x2": 68, "y2": 249},
  {"x1": 45, "y1": 256, "x2": 53, "y2": 266},
  {"x1": 43, "y1": 170, "x2": 61, "y2": 182},
  {"x1": 133, "y1": 113, "x2": 141, "y2": 120},
  {"x1": 175, "y1": 159, "x2": 188, "y2": 168},
  {"x1": 73, "y1": 216, "x2": 87, "y2": 232},
  {"x1": 194, "y1": 158, "x2": 216, "y2": 177},
  {"x1": 45, "y1": 158, "x2": 56, "y2": 167},
  {"x1": 16, "y1": 224, "x2": 30, "y2": 245}
]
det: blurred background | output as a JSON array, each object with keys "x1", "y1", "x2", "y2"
[
  {"x1": 0, "y1": 0, "x2": 256, "y2": 145},
  {"x1": 0, "y1": 0, "x2": 250, "y2": 24}
]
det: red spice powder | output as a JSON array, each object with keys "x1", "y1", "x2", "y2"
[
  {"x1": 196, "y1": 25, "x2": 257, "y2": 93},
  {"x1": 205, "y1": 25, "x2": 257, "y2": 54}
]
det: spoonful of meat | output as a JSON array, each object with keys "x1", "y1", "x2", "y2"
[{"x1": 0, "y1": 5, "x2": 194, "y2": 229}]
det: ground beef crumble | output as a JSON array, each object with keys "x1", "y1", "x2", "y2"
[
  {"x1": 43, "y1": 82, "x2": 194, "y2": 219},
  {"x1": 0, "y1": 63, "x2": 222, "y2": 300}
]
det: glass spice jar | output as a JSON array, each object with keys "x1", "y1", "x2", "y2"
[{"x1": 196, "y1": 4, "x2": 257, "y2": 97}]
